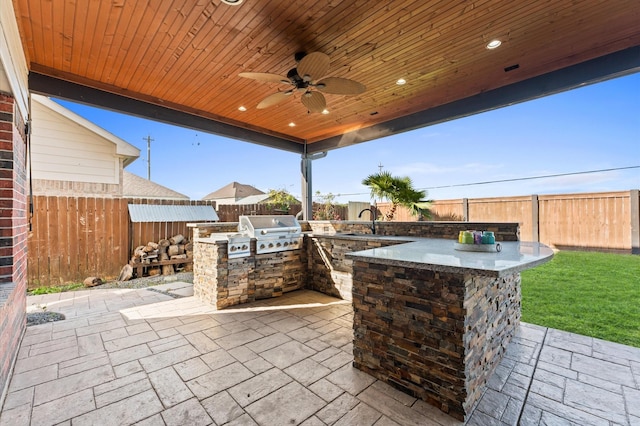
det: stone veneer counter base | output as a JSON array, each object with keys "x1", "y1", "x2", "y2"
[{"x1": 347, "y1": 238, "x2": 553, "y2": 421}]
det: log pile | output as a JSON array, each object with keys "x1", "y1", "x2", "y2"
[{"x1": 128, "y1": 234, "x2": 194, "y2": 278}]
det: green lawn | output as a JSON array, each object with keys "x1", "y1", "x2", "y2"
[{"x1": 521, "y1": 250, "x2": 640, "y2": 348}]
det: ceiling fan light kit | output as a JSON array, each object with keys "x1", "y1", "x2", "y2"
[{"x1": 239, "y1": 52, "x2": 366, "y2": 113}]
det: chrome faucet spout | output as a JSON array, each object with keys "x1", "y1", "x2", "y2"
[{"x1": 358, "y1": 208, "x2": 376, "y2": 234}]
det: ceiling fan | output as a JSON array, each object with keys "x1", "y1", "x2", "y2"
[{"x1": 239, "y1": 52, "x2": 366, "y2": 113}]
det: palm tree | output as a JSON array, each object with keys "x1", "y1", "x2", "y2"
[{"x1": 362, "y1": 171, "x2": 432, "y2": 220}]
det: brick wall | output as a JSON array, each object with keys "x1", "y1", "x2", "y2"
[
  {"x1": 32, "y1": 178, "x2": 121, "y2": 197},
  {"x1": 0, "y1": 92, "x2": 28, "y2": 402}
]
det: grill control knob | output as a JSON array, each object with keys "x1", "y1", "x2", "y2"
[
  {"x1": 242, "y1": 245, "x2": 248, "y2": 250},
  {"x1": 230, "y1": 246, "x2": 237, "y2": 252},
  {"x1": 276, "y1": 242, "x2": 282, "y2": 247},
  {"x1": 269, "y1": 243, "x2": 274, "y2": 248},
  {"x1": 260, "y1": 244, "x2": 265, "y2": 249},
  {"x1": 283, "y1": 242, "x2": 289, "y2": 247}
]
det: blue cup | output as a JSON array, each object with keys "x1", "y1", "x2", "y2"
[{"x1": 482, "y1": 231, "x2": 495, "y2": 244}]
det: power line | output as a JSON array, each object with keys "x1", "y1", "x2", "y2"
[
  {"x1": 314, "y1": 165, "x2": 640, "y2": 198},
  {"x1": 421, "y1": 165, "x2": 640, "y2": 190}
]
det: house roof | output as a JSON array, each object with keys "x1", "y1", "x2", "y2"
[
  {"x1": 234, "y1": 194, "x2": 271, "y2": 205},
  {"x1": 202, "y1": 182, "x2": 265, "y2": 201},
  {"x1": 31, "y1": 94, "x2": 140, "y2": 166},
  {"x1": 123, "y1": 171, "x2": 190, "y2": 200}
]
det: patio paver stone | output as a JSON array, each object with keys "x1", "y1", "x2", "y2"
[{"x1": 1, "y1": 284, "x2": 639, "y2": 426}]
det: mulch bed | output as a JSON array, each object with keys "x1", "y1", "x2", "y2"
[{"x1": 27, "y1": 311, "x2": 66, "y2": 326}]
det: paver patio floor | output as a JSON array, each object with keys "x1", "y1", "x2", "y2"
[{"x1": 1, "y1": 284, "x2": 638, "y2": 425}]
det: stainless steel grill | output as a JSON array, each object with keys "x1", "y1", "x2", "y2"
[{"x1": 238, "y1": 215, "x2": 302, "y2": 255}]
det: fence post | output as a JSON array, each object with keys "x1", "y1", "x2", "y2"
[
  {"x1": 631, "y1": 189, "x2": 639, "y2": 255},
  {"x1": 462, "y1": 198, "x2": 469, "y2": 221},
  {"x1": 531, "y1": 194, "x2": 539, "y2": 242}
]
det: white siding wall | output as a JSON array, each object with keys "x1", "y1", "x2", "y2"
[
  {"x1": 0, "y1": 1, "x2": 29, "y2": 117},
  {"x1": 31, "y1": 101, "x2": 120, "y2": 184}
]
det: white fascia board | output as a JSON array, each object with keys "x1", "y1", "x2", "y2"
[
  {"x1": 0, "y1": 2, "x2": 29, "y2": 118},
  {"x1": 31, "y1": 94, "x2": 141, "y2": 159}
]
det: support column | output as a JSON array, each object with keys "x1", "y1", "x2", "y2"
[
  {"x1": 0, "y1": 92, "x2": 28, "y2": 402},
  {"x1": 300, "y1": 151, "x2": 327, "y2": 221},
  {"x1": 531, "y1": 194, "x2": 539, "y2": 242},
  {"x1": 631, "y1": 189, "x2": 639, "y2": 255},
  {"x1": 462, "y1": 198, "x2": 469, "y2": 221},
  {"x1": 301, "y1": 157, "x2": 312, "y2": 221}
]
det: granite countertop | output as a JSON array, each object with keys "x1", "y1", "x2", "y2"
[
  {"x1": 306, "y1": 232, "x2": 414, "y2": 242},
  {"x1": 195, "y1": 232, "x2": 244, "y2": 243},
  {"x1": 345, "y1": 238, "x2": 554, "y2": 277}
]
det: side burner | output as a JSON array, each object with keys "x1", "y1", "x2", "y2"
[{"x1": 203, "y1": 233, "x2": 251, "y2": 258}]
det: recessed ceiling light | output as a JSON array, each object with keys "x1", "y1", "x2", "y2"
[
  {"x1": 238, "y1": 106, "x2": 247, "y2": 111},
  {"x1": 321, "y1": 109, "x2": 329, "y2": 115},
  {"x1": 221, "y1": 0, "x2": 243, "y2": 5},
  {"x1": 288, "y1": 122, "x2": 296, "y2": 127},
  {"x1": 396, "y1": 78, "x2": 407, "y2": 85},
  {"x1": 486, "y1": 39, "x2": 502, "y2": 49}
]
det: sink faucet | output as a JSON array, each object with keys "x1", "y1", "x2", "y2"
[{"x1": 358, "y1": 208, "x2": 376, "y2": 234}]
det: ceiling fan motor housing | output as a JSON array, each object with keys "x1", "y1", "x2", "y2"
[{"x1": 287, "y1": 68, "x2": 307, "y2": 89}]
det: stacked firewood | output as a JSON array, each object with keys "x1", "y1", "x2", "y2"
[{"x1": 129, "y1": 234, "x2": 194, "y2": 277}]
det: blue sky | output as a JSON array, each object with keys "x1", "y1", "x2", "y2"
[{"x1": 55, "y1": 73, "x2": 639, "y2": 203}]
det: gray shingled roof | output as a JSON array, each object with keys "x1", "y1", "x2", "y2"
[
  {"x1": 202, "y1": 181, "x2": 264, "y2": 201},
  {"x1": 123, "y1": 171, "x2": 189, "y2": 200}
]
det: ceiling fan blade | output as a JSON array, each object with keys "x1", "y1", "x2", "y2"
[
  {"x1": 301, "y1": 91, "x2": 326, "y2": 113},
  {"x1": 316, "y1": 77, "x2": 366, "y2": 95},
  {"x1": 257, "y1": 91, "x2": 291, "y2": 109},
  {"x1": 297, "y1": 52, "x2": 330, "y2": 82},
  {"x1": 239, "y1": 72, "x2": 290, "y2": 84}
]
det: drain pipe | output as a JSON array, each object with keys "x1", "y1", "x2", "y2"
[{"x1": 300, "y1": 142, "x2": 327, "y2": 221}]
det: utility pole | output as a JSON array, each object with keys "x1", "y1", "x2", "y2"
[
  {"x1": 378, "y1": 162, "x2": 384, "y2": 173},
  {"x1": 143, "y1": 135, "x2": 154, "y2": 180}
]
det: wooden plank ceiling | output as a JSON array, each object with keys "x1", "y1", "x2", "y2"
[{"x1": 12, "y1": 0, "x2": 640, "y2": 154}]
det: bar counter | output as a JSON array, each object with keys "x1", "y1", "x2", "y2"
[
  {"x1": 347, "y1": 238, "x2": 554, "y2": 277},
  {"x1": 346, "y1": 238, "x2": 553, "y2": 421}
]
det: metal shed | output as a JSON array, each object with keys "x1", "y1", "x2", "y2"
[{"x1": 127, "y1": 204, "x2": 219, "y2": 223}]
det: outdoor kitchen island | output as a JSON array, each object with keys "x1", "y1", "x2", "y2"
[
  {"x1": 192, "y1": 216, "x2": 305, "y2": 309},
  {"x1": 346, "y1": 238, "x2": 553, "y2": 421}
]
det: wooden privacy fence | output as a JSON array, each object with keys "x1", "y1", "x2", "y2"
[
  {"x1": 214, "y1": 203, "x2": 349, "y2": 222},
  {"x1": 28, "y1": 197, "x2": 217, "y2": 287},
  {"x1": 27, "y1": 197, "x2": 343, "y2": 286},
  {"x1": 28, "y1": 190, "x2": 639, "y2": 287},
  {"x1": 216, "y1": 204, "x2": 302, "y2": 222},
  {"x1": 381, "y1": 189, "x2": 640, "y2": 253}
]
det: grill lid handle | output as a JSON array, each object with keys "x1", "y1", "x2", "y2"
[{"x1": 260, "y1": 227, "x2": 300, "y2": 235}]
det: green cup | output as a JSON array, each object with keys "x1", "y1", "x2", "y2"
[{"x1": 463, "y1": 231, "x2": 474, "y2": 244}]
